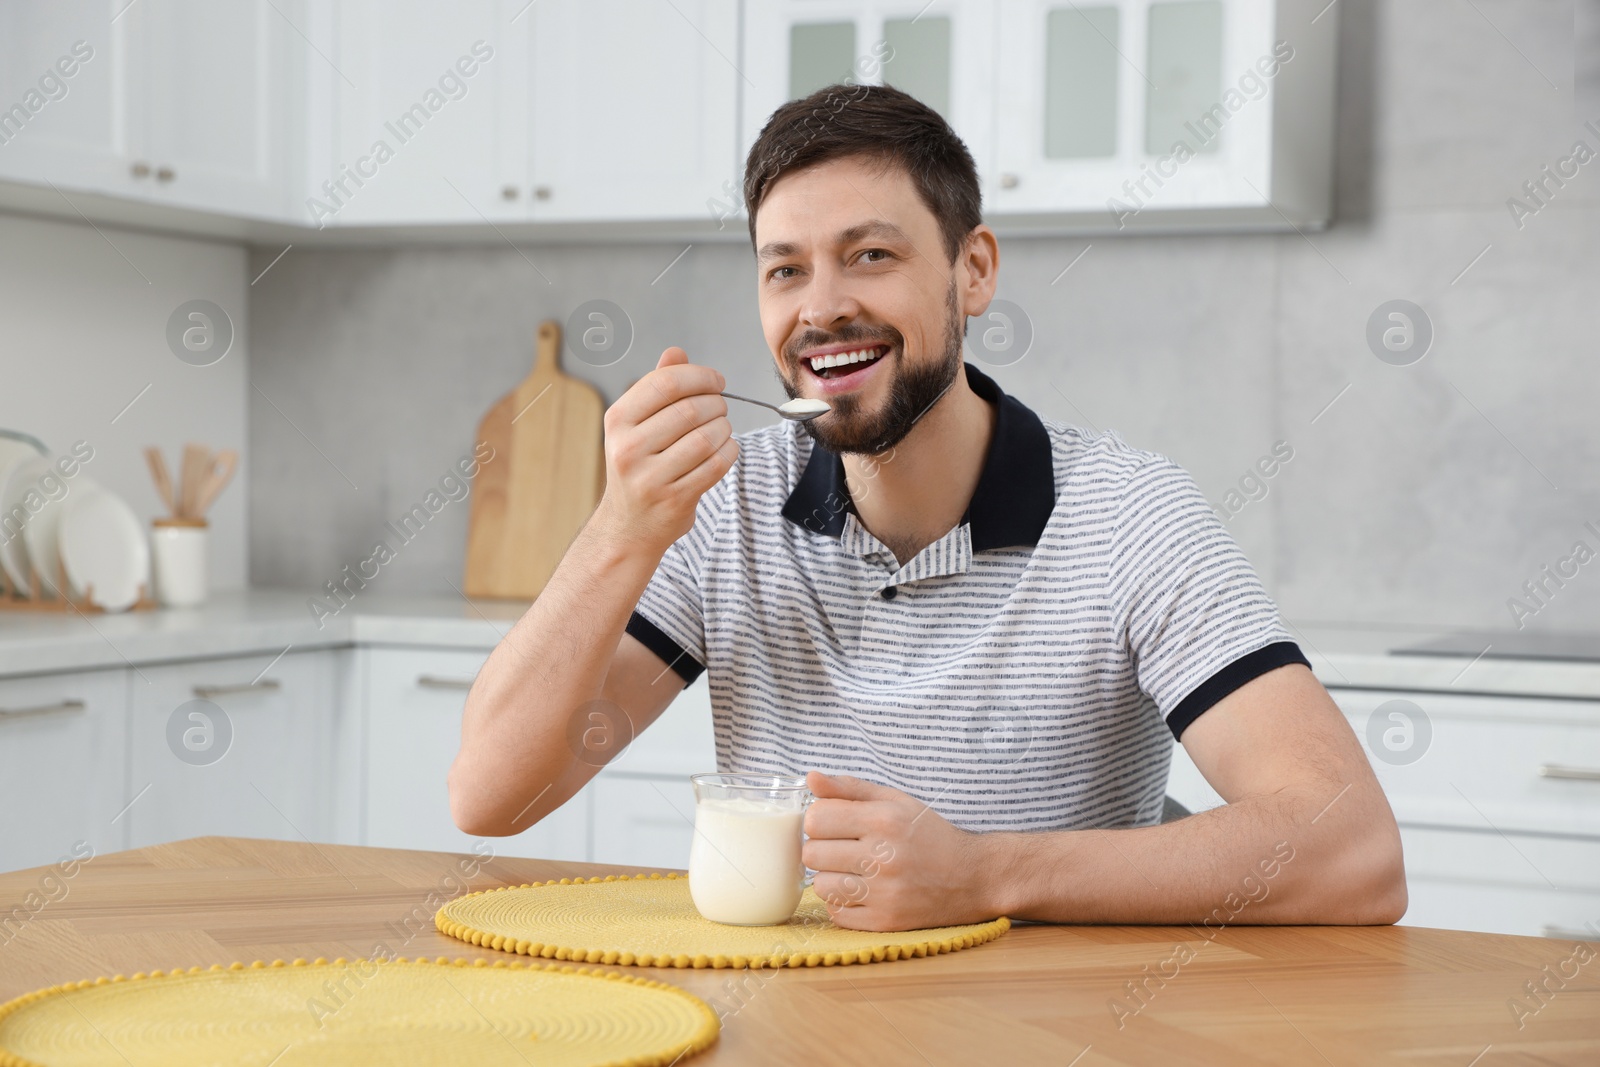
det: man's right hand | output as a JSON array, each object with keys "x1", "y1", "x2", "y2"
[{"x1": 594, "y1": 346, "x2": 739, "y2": 554}]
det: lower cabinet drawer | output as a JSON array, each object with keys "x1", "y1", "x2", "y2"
[
  {"x1": 1401, "y1": 824, "x2": 1600, "y2": 891},
  {"x1": 589, "y1": 774, "x2": 697, "y2": 871},
  {"x1": 362, "y1": 646, "x2": 589, "y2": 861},
  {"x1": 1330, "y1": 688, "x2": 1600, "y2": 838},
  {"x1": 1402, "y1": 877, "x2": 1600, "y2": 940},
  {"x1": 0, "y1": 668, "x2": 128, "y2": 873}
]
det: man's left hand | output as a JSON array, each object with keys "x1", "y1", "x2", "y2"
[{"x1": 802, "y1": 770, "x2": 1003, "y2": 931}]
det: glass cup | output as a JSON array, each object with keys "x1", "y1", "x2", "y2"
[{"x1": 688, "y1": 773, "x2": 813, "y2": 926}]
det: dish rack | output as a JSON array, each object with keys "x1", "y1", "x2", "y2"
[{"x1": 0, "y1": 552, "x2": 156, "y2": 613}]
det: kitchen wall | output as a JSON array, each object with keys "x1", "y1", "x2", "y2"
[
  {"x1": 0, "y1": 211, "x2": 249, "y2": 591},
  {"x1": 248, "y1": 0, "x2": 1600, "y2": 636}
]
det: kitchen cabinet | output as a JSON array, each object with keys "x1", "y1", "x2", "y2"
[
  {"x1": 527, "y1": 0, "x2": 740, "y2": 223},
  {"x1": 589, "y1": 774, "x2": 699, "y2": 870},
  {"x1": 989, "y1": 0, "x2": 1336, "y2": 230},
  {"x1": 1165, "y1": 685, "x2": 1600, "y2": 938},
  {"x1": 318, "y1": 0, "x2": 528, "y2": 226},
  {"x1": 125, "y1": 649, "x2": 349, "y2": 849},
  {"x1": 0, "y1": 0, "x2": 301, "y2": 219},
  {"x1": 739, "y1": 0, "x2": 996, "y2": 195},
  {"x1": 361, "y1": 645, "x2": 718, "y2": 864},
  {"x1": 0, "y1": 666, "x2": 128, "y2": 872},
  {"x1": 120, "y1": 0, "x2": 299, "y2": 218},
  {"x1": 2, "y1": 0, "x2": 1336, "y2": 238},
  {"x1": 741, "y1": 0, "x2": 1335, "y2": 233},
  {"x1": 0, "y1": 2, "x2": 134, "y2": 197},
  {"x1": 361, "y1": 646, "x2": 591, "y2": 861}
]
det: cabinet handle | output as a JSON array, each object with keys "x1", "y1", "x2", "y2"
[
  {"x1": 417, "y1": 675, "x2": 476, "y2": 690},
  {"x1": 533, "y1": 185, "x2": 552, "y2": 200},
  {"x1": 192, "y1": 679, "x2": 282, "y2": 698},
  {"x1": 1539, "y1": 763, "x2": 1600, "y2": 782},
  {"x1": 999, "y1": 173, "x2": 1020, "y2": 189},
  {"x1": 501, "y1": 185, "x2": 520, "y2": 200},
  {"x1": 0, "y1": 699, "x2": 86, "y2": 718},
  {"x1": 1541, "y1": 924, "x2": 1600, "y2": 941},
  {"x1": 130, "y1": 161, "x2": 151, "y2": 178},
  {"x1": 156, "y1": 166, "x2": 175, "y2": 182}
]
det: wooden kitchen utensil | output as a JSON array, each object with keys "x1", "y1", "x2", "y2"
[
  {"x1": 192, "y1": 449, "x2": 237, "y2": 517},
  {"x1": 178, "y1": 443, "x2": 210, "y2": 518},
  {"x1": 464, "y1": 320, "x2": 605, "y2": 600},
  {"x1": 143, "y1": 447, "x2": 175, "y2": 515}
]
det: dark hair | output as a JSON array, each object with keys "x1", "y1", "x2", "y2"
[{"x1": 743, "y1": 83, "x2": 982, "y2": 265}]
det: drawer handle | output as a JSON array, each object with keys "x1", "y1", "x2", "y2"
[
  {"x1": 192, "y1": 680, "x2": 282, "y2": 698},
  {"x1": 417, "y1": 675, "x2": 476, "y2": 690},
  {"x1": 1541, "y1": 924, "x2": 1599, "y2": 941},
  {"x1": 1539, "y1": 763, "x2": 1600, "y2": 782},
  {"x1": 0, "y1": 699, "x2": 86, "y2": 718}
]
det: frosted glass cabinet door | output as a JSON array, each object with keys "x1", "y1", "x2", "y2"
[
  {"x1": 740, "y1": 1, "x2": 995, "y2": 196},
  {"x1": 992, "y1": 0, "x2": 1280, "y2": 218}
]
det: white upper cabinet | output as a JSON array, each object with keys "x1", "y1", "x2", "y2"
[
  {"x1": 527, "y1": 0, "x2": 740, "y2": 223},
  {"x1": 0, "y1": 1, "x2": 136, "y2": 195},
  {"x1": 120, "y1": 0, "x2": 297, "y2": 218},
  {"x1": 739, "y1": 1, "x2": 996, "y2": 200},
  {"x1": 317, "y1": 0, "x2": 529, "y2": 227},
  {"x1": 740, "y1": 0, "x2": 1336, "y2": 234},
  {"x1": 0, "y1": 0, "x2": 1336, "y2": 236},
  {"x1": 990, "y1": 0, "x2": 1336, "y2": 230},
  {"x1": 0, "y1": 0, "x2": 300, "y2": 218}
]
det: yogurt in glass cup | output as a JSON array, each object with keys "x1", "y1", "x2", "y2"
[{"x1": 688, "y1": 773, "x2": 813, "y2": 926}]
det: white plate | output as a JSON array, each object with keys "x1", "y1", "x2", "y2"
[
  {"x1": 58, "y1": 485, "x2": 149, "y2": 612},
  {"x1": 0, "y1": 453, "x2": 50, "y2": 593},
  {"x1": 26, "y1": 469, "x2": 102, "y2": 598}
]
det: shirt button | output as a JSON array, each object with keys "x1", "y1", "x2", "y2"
[{"x1": 879, "y1": 587, "x2": 897, "y2": 600}]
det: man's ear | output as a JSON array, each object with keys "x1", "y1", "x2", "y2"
[{"x1": 959, "y1": 224, "x2": 1000, "y2": 318}]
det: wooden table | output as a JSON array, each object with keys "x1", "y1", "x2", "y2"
[{"x1": 2, "y1": 838, "x2": 1596, "y2": 1065}]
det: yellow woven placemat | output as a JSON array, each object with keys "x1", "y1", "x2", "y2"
[
  {"x1": 436, "y1": 872, "x2": 1011, "y2": 969},
  {"x1": 0, "y1": 956, "x2": 717, "y2": 1067}
]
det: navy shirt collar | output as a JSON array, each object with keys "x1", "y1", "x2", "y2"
[{"x1": 780, "y1": 363, "x2": 1057, "y2": 551}]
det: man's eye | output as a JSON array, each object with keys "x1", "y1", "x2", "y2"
[
  {"x1": 770, "y1": 266, "x2": 798, "y2": 280},
  {"x1": 859, "y1": 249, "x2": 889, "y2": 263}
]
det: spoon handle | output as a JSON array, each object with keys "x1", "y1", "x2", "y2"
[{"x1": 720, "y1": 391, "x2": 782, "y2": 414}]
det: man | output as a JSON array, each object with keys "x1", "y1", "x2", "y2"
[{"x1": 450, "y1": 85, "x2": 1406, "y2": 932}]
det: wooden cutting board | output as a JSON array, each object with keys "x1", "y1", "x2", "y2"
[{"x1": 464, "y1": 320, "x2": 605, "y2": 600}]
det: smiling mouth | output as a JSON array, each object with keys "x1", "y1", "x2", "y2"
[{"x1": 804, "y1": 344, "x2": 890, "y2": 380}]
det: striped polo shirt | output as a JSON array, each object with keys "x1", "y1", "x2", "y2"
[{"x1": 625, "y1": 363, "x2": 1308, "y2": 832}]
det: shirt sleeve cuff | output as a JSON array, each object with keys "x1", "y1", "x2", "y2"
[
  {"x1": 1165, "y1": 640, "x2": 1312, "y2": 741},
  {"x1": 624, "y1": 610, "x2": 705, "y2": 686}
]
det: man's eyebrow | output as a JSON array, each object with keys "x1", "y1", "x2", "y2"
[
  {"x1": 837, "y1": 220, "x2": 911, "y2": 245},
  {"x1": 755, "y1": 220, "x2": 912, "y2": 264},
  {"x1": 756, "y1": 240, "x2": 800, "y2": 264}
]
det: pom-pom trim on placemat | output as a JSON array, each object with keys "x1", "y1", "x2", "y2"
[
  {"x1": 0, "y1": 955, "x2": 719, "y2": 1067},
  {"x1": 435, "y1": 871, "x2": 1012, "y2": 969}
]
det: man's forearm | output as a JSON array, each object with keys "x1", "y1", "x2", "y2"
[
  {"x1": 448, "y1": 506, "x2": 660, "y2": 835},
  {"x1": 986, "y1": 780, "x2": 1406, "y2": 926}
]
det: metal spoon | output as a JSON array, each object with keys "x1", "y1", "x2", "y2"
[{"x1": 721, "y1": 391, "x2": 830, "y2": 421}]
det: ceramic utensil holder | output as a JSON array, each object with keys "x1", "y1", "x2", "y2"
[{"x1": 151, "y1": 517, "x2": 208, "y2": 607}]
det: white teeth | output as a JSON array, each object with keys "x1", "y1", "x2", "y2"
[{"x1": 809, "y1": 347, "x2": 882, "y2": 372}]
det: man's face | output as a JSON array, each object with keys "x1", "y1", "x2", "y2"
[{"x1": 754, "y1": 155, "x2": 971, "y2": 456}]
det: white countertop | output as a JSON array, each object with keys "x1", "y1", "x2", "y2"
[
  {"x1": 3, "y1": 589, "x2": 1600, "y2": 701},
  {"x1": 0, "y1": 589, "x2": 529, "y2": 677}
]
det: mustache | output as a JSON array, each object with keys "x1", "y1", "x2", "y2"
[{"x1": 784, "y1": 324, "x2": 903, "y2": 364}]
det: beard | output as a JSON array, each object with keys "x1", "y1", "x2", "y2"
[{"x1": 780, "y1": 280, "x2": 965, "y2": 457}]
